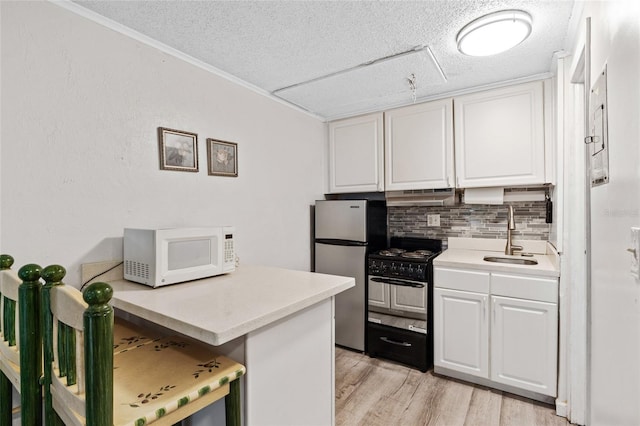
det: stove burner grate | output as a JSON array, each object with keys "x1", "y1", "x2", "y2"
[
  {"x1": 377, "y1": 248, "x2": 406, "y2": 256},
  {"x1": 400, "y1": 252, "x2": 430, "y2": 259}
]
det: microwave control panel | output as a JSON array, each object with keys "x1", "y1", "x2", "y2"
[{"x1": 224, "y1": 232, "x2": 235, "y2": 270}]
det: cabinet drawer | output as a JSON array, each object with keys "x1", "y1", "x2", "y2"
[
  {"x1": 491, "y1": 273, "x2": 558, "y2": 303},
  {"x1": 434, "y1": 267, "x2": 490, "y2": 293}
]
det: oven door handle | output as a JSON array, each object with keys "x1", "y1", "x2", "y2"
[
  {"x1": 379, "y1": 337, "x2": 412, "y2": 347},
  {"x1": 370, "y1": 277, "x2": 425, "y2": 288}
]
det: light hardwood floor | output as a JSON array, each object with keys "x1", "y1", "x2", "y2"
[{"x1": 335, "y1": 348, "x2": 571, "y2": 426}]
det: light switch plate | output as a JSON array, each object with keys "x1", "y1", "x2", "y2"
[
  {"x1": 631, "y1": 227, "x2": 639, "y2": 281},
  {"x1": 427, "y1": 214, "x2": 440, "y2": 227}
]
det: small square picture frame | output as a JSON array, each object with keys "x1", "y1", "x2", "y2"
[
  {"x1": 158, "y1": 127, "x2": 199, "y2": 172},
  {"x1": 207, "y1": 139, "x2": 238, "y2": 177}
]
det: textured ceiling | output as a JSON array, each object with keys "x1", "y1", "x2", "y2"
[{"x1": 74, "y1": 0, "x2": 575, "y2": 120}]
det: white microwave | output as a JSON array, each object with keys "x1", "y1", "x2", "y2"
[{"x1": 123, "y1": 227, "x2": 235, "y2": 287}]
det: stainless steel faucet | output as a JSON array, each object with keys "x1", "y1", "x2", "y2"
[{"x1": 505, "y1": 205, "x2": 523, "y2": 255}]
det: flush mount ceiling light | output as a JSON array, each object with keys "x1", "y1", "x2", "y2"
[{"x1": 456, "y1": 10, "x2": 532, "y2": 56}]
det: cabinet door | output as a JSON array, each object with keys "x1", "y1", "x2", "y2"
[
  {"x1": 454, "y1": 81, "x2": 545, "y2": 188},
  {"x1": 385, "y1": 99, "x2": 454, "y2": 190},
  {"x1": 328, "y1": 112, "x2": 384, "y2": 193},
  {"x1": 491, "y1": 296, "x2": 558, "y2": 396},
  {"x1": 368, "y1": 278, "x2": 390, "y2": 309},
  {"x1": 434, "y1": 288, "x2": 489, "y2": 378}
]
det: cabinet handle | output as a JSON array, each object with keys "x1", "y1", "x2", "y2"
[{"x1": 483, "y1": 296, "x2": 488, "y2": 321}]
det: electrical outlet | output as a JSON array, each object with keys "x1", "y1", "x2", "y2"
[{"x1": 427, "y1": 214, "x2": 440, "y2": 227}]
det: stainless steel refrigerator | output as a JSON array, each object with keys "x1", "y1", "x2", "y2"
[{"x1": 314, "y1": 199, "x2": 387, "y2": 351}]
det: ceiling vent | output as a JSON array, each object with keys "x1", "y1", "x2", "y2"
[{"x1": 385, "y1": 188, "x2": 456, "y2": 206}]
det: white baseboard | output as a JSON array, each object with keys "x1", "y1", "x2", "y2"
[{"x1": 555, "y1": 399, "x2": 568, "y2": 417}]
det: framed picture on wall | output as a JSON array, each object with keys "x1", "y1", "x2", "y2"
[
  {"x1": 207, "y1": 139, "x2": 238, "y2": 177},
  {"x1": 158, "y1": 127, "x2": 199, "y2": 172}
]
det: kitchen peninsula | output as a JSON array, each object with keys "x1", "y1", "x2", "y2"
[{"x1": 83, "y1": 262, "x2": 354, "y2": 426}]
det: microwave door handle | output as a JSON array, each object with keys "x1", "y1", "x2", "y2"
[{"x1": 370, "y1": 277, "x2": 424, "y2": 289}]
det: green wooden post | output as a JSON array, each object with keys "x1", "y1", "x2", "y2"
[
  {"x1": 83, "y1": 282, "x2": 114, "y2": 426},
  {"x1": 225, "y1": 379, "x2": 242, "y2": 426},
  {"x1": 18, "y1": 264, "x2": 43, "y2": 426},
  {"x1": 41, "y1": 265, "x2": 66, "y2": 426},
  {"x1": 0, "y1": 254, "x2": 14, "y2": 426}
]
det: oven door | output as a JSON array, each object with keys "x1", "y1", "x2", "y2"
[{"x1": 368, "y1": 276, "x2": 427, "y2": 318}]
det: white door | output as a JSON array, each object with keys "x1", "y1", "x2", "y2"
[
  {"x1": 328, "y1": 112, "x2": 384, "y2": 193},
  {"x1": 454, "y1": 81, "x2": 545, "y2": 188},
  {"x1": 385, "y1": 99, "x2": 454, "y2": 190},
  {"x1": 434, "y1": 288, "x2": 489, "y2": 378},
  {"x1": 491, "y1": 296, "x2": 558, "y2": 396}
]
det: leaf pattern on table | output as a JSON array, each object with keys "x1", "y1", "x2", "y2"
[
  {"x1": 114, "y1": 335, "x2": 150, "y2": 351},
  {"x1": 192, "y1": 358, "x2": 220, "y2": 379},
  {"x1": 126, "y1": 385, "x2": 176, "y2": 408},
  {"x1": 153, "y1": 340, "x2": 188, "y2": 351}
]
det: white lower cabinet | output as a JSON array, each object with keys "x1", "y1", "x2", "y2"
[
  {"x1": 433, "y1": 266, "x2": 558, "y2": 399},
  {"x1": 491, "y1": 295, "x2": 558, "y2": 396},
  {"x1": 434, "y1": 288, "x2": 488, "y2": 378}
]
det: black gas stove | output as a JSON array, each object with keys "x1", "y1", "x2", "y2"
[
  {"x1": 366, "y1": 237, "x2": 442, "y2": 372},
  {"x1": 368, "y1": 237, "x2": 442, "y2": 281}
]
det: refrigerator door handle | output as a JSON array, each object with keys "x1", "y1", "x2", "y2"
[{"x1": 315, "y1": 239, "x2": 367, "y2": 246}]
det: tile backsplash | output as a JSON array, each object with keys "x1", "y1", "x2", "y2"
[{"x1": 389, "y1": 199, "x2": 549, "y2": 250}]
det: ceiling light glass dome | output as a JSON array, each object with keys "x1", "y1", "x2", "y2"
[{"x1": 456, "y1": 10, "x2": 533, "y2": 56}]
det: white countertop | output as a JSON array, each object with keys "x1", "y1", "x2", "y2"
[
  {"x1": 434, "y1": 238, "x2": 560, "y2": 278},
  {"x1": 106, "y1": 264, "x2": 354, "y2": 346}
]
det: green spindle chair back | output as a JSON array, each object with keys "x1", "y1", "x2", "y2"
[
  {"x1": 41, "y1": 264, "x2": 68, "y2": 426},
  {"x1": 0, "y1": 254, "x2": 17, "y2": 426},
  {"x1": 18, "y1": 264, "x2": 44, "y2": 425},
  {"x1": 44, "y1": 277, "x2": 245, "y2": 426},
  {"x1": 0, "y1": 257, "x2": 43, "y2": 425}
]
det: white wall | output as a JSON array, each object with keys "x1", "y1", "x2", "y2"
[
  {"x1": 0, "y1": 1, "x2": 327, "y2": 286},
  {"x1": 567, "y1": 1, "x2": 640, "y2": 425}
]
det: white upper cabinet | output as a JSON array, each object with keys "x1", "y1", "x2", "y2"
[
  {"x1": 328, "y1": 112, "x2": 384, "y2": 193},
  {"x1": 454, "y1": 81, "x2": 545, "y2": 188},
  {"x1": 385, "y1": 99, "x2": 454, "y2": 190}
]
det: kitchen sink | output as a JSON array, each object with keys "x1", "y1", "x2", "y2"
[{"x1": 483, "y1": 256, "x2": 538, "y2": 265}]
